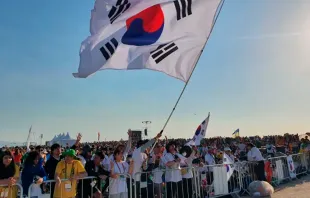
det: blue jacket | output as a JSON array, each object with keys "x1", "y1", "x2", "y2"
[{"x1": 21, "y1": 164, "x2": 47, "y2": 195}]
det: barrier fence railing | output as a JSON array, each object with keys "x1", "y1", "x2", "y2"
[
  {"x1": 20, "y1": 153, "x2": 310, "y2": 198},
  {"x1": 133, "y1": 167, "x2": 200, "y2": 198},
  {"x1": 109, "y1": 173, "x2": 132, "y2": 198},
  {"x1": 0, "y1": 183, "x2": 23, "y2": 198},
  {"x1": 266, "y1": 155, "x2": 291, "y2": 185},
  {"x1": 27, "y1": 176, "x2": 97, "y2": 198},
  {"x1": 291, "y1": 153, "x2": 308, "y2": 176},
  {"x1": 197, "y1": 163, "x2": 241, "y2": 198}
]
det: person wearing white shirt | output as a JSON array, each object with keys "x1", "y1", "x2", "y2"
[
  {"x1": 179, "y1": 146, "x2": 197, "y2": 198},
  {"x1": 131, "y1": 131, "x2": 162, "y2": 198},
  {"x1": 266, "y1": 141, "x2": 276, "y2": 158},
  {"x1": 162, "y1": 141, "x2": 183, "y2": 198},
  {"x1": 224, "y1": 147, "x2": 235, "y2": 163},
  {"x1": 149, "y1": 145, "x2": 164, "y2": 198},
  {"x1": 247, "y1": 143, "x2": 266, "y2": 181},
  {"x1": 204, "y1": 148, "x2": 216, "y2": 185},
  {"x1": 109, "y1": 148, "x2": 134, "y2": 198}
]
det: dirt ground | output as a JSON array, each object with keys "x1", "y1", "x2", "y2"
[{"x1": 244, "y1": 174, "x2": 310, "y2": 198}]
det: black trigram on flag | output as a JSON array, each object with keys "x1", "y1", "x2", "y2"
[
  {"x1": 108, "y1": 0, "x2": 131, "y2": 24},
  {"x1": 151, "y1": 42, "x2": 178, "y2": 64},
  {"x1": 174, "y1": 0, "x2": 192, "y2": 20},
  {"x1": 100, "y1": 38, "x2": 118, "y2": 60}
]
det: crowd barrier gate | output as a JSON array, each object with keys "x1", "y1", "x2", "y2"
[
  {"x1": 21, "y1": 153, "x2": 310, "y2": 198},
  {"x1": 27, "y1": 176, "x2": 96, "y2": 198}
]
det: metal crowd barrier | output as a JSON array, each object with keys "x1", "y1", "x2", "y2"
[
  {"x1": 197, "y1": 164, "x2": 241, "y2": 198},
  {"x1": 133, "y1": 167, "x2": 199, "y2": 198},
  {"x1": 108, "y1": 173, "x2": 132, "y2": 198},
  {"x1": 27, "y1": 176, "x2": 96, "y2": 198},
  {"x1": 27, "y1": 173, "x2": 133, "y2": 198},
  {"x1": 266, "y1": 156, "x2": 291, "y2": 185},
  {"x1": 0, "y1": 183, "x2": 23, "y2": 198},
  {"x1": 292, "y1": 153, "x2": 308, "y2": 176},
  {"x1": 24, "y1": 153, "x2": 310, "y2": 198},
  {"x1": 132, "y1": 165, "x2": 241, "y2": 198}
]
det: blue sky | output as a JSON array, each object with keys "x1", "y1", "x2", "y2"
[{"x1": 0, "y1": 0, "x2": 310, "y2": 143}]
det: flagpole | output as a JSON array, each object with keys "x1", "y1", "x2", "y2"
[{"x1": 161, "y1": 0, "x2": 226, "y2": 132}]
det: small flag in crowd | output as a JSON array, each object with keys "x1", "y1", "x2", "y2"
[
  {"x1": 187, "y1": 112, "x2": 210, "y2": 146},
  {"x1": 98, "y1": 132, "x2": 100, "y2": 142},
  {"x1": 26, "y1": 125, "x2": 32, "y2": 151},
  {"x1": 223, "y1": 153, "x2": 235, "y2": 181},
  {"x1": 74, "y1": 0, "x2": 222, "y2": 82},
  {"x1": 232, "y1": 128, "x2": 239, "y2": 137}
]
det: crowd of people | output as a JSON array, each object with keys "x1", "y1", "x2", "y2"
[{"x1": 0, "y1": 132, "x2": 308, "y2": 198}]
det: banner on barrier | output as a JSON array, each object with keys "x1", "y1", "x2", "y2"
[
  {"x1": 286, "y1": 155, "x2": 296, "y2": 179},
  {"x1": 275, "y1": 160, "x2": 284, "y2": 180},
  {"x1": 213, "y1": 166, "x2": 229, "y2": 195}
]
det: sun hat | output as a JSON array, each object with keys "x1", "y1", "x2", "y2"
[
  {"x1": 224, "y1": 147, "x2": 231, "y2": 151},
  {"x1": 64, "y1": 149, "x2": 76, "y2": 157}
]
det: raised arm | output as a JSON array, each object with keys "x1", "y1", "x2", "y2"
[
  {"x1": 123, "y1": 129, "x2": 132, "y2": 159},
  {"x1": 71, "y1": 133, "x2": 82, "y2": 149},
  {"x1": 140, "y1": 131, "x2": 163, "y2": 151}
]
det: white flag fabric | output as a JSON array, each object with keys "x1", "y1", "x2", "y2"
[
  {"x1": 223, "y1": 153, "x2": 235, "y2": 181},
  {"x1": 74, "y1": 0, "x2": 222, "y2": 82},
  {"x1": 186, "y1": 112, "x2": 210, "y2": 146},
  {"x1": 286, "y1": 155, "x2": 296, "y2": 179}
]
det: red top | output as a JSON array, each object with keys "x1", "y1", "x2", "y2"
[{"x1": 14, "y1": 153, "x2": 22, "y2": 163}]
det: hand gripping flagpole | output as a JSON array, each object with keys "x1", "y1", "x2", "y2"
[
  {"x1": 160, "y1": 0, "x2": 226, "y2": 133},
  {"x1": 150, "y1": 0, "x2": 226, "y2": 153}
]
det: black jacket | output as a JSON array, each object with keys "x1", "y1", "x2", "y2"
[{"x1": 45, "y1": 156, "x2": 60, "y2": 179}]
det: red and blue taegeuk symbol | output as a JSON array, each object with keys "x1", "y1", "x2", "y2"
[
  {"x1": 195, "y1": 125, "x2": 201, "y2": 136},
  {"x1": 289, "y1": 160, "x2": 293, "y2": 170},
  {"x1": 121, "y1": 4, "x2": 164, "y2": 46}
]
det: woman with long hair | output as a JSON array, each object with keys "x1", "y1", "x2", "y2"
[
  {"x1": 21, "y1": 151, "x2": 46, "y2": 196},
  {"x1": 0, "y1": 151, "x2": 20, "y2": 198}
]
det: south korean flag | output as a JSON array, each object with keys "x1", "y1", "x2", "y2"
[{"x1": 75, "y1": 0, "x2": 222, "y2": 82}]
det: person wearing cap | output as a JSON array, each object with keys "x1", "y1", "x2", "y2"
[
  {"x1": 224, "y1": 147, "x2": 235, "y2": 163},
  {"x1": 246, "y1": 143, "x2": 266, "y2": 181},
  {"x1": 54, "y1": 149, "x2": 87, "y2": 198},
  {"x1": 266, "y1": 140, "x2": 276, "y2": 158}
]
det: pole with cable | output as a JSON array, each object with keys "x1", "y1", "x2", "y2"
[
  {"x1": 150, "y1": 0, "x2": 226, "y2": 153},
  {"x1": 160, "y1": 0, "x2": 225, "y2": 133}
]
